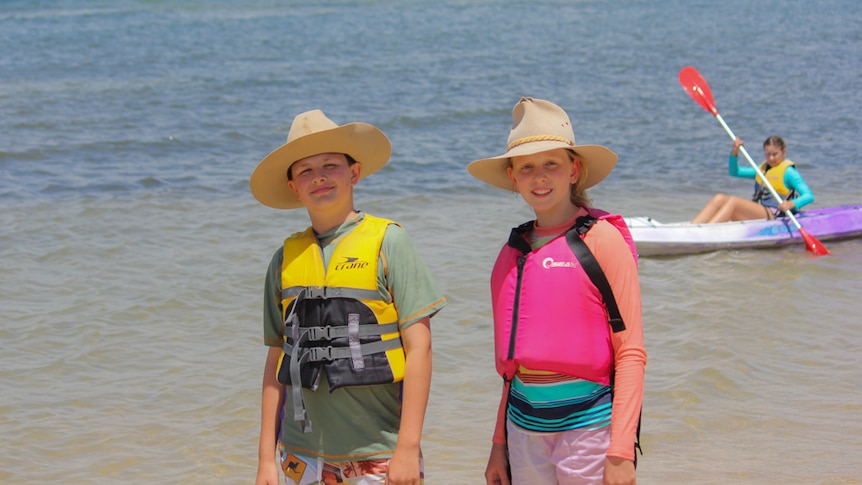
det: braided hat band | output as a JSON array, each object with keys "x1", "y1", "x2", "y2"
[
  {"x1": 467, "y1": 97, "x2": 618, "y2": 192},
  {"x1": 507, "y1": 135, "x2": 574, "y2": 151}
]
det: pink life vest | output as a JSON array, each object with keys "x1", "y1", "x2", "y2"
[{"x1": 491, "y1": 209, "x2": 638, "y2": 385}]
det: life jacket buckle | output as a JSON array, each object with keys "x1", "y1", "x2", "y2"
[
  {"x1": 307, "y1": 326, "x2": 334, "y2": 341},
  {"x1": 305, "y1": 286, "x2": 348, "y2": 299},
  {"x1": 307, "y1": 346, "x2": 335, "y2": 362}
]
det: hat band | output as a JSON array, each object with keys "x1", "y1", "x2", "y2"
[{"x1": 507, "y1": 135, "x2": 574, "y2": 151}]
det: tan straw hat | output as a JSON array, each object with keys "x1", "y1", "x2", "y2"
[
  {"x1": 250, "y1": 109, "x2": 391, "y2": 209},
  {"x1": 467, "y1": 97, "x2": 617, "y2": 191}
]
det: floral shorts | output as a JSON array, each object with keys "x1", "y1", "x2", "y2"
[{"x1": 280, "y1": 451, "x2": 424, "y2": 485}]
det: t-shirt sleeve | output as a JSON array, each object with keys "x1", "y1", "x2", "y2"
[
  {"x1": 380, "y1": 224, "x2": 447, "y2": 329},
  {"x1": 262, "y1": 247, "x2": 283, "y2": 347},
  {"x1": 585, "y1": 220, "x2": 646, "y2": 462}
]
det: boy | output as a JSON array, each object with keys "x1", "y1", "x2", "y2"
[{"x1": 251, "y1": 109, "x2": 446, "y2": 485}]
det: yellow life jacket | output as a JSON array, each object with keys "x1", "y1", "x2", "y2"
[
  {"x1": 753, "y1": 159, "x2": 796, "y2": 207},
  {"x1": 276, "y1": 214, "x2": 405, "y2": 432}
]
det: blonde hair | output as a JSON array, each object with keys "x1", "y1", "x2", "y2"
[{"x1": 569, "y1": 151, "x2": 591, "y2": 208}]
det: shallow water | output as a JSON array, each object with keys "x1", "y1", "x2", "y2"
[{"x1": 2, "y1": 1, "x2": 862, "y2": 483}]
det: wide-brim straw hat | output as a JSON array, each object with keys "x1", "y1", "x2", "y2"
[
  {"x1": 467, "y1": 97, "x2": 617, "y2": 191},
  {"x1": 250, "y1": 109, "x2": 391, "y2": 209}
]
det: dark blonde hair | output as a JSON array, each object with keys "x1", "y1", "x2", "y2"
[
  {"x1": 763, "y1": 136, "x2": 786, "y2": 151},
  {"x1": 568, "y1": 151, "x2": 591, "y2": 208}
]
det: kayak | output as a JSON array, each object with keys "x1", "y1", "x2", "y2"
[{"x1": 625, "y1": 204, "x2": 862, "y2": 257}]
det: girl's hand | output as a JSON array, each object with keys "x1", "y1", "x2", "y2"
[
  {"x1": 732, "y1": 137, "x2": 744, "y2": 156},
  {"x1": 484, "y1": 443, "x2": 511, "y2": 485},
  {"x1": 778, "y1": 200, "x2": 796, "y2": 213},
  {"x1": 603, "y1": 456, "x2": 636, "y2": 485}
]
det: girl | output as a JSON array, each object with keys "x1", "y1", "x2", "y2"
[
  {"x1": 467, "y1": 98, "x2": 646, "y2": 485},
  {"x1": 691, "y1": 136, "x2": 814, "y2": 224}
]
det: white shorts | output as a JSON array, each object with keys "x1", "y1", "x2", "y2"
[{"x1": 506, "y1": 419, "x2": 610, "y2": 485}]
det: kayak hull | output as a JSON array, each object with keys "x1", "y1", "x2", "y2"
[{"x1": 624, "y1": 204, "x2": 862, "y2": 257}]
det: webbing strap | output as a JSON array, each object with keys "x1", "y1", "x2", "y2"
[
  {"x1": 565, "y1": 216, "x2": 626, "y2": 333},
  {"x1": 282, "y1": 336, "x2": 403, "y2": 363},
  {"x1": 292, "y1": 322, "x2": 400, "y2": 341},
  {"x1": 289, "y1": 329, "x2": 312, "y2": 434},
  {"x1": 282, "y1": 286, "x2": 383, "y2": 302}
]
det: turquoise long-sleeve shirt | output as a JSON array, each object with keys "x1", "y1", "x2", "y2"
[{"x1": 728, "y1": 154, "x2": 815, "y2": 210}]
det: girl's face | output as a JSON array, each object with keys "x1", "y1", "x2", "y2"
[
  {"x1": 507, "y1": 148, "x2": 579, "y2": 224},
  {"x1": 764, "y1": 144, "x2": 786, "y2": 167}
]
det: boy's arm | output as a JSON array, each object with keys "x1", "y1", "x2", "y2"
[
  {"x1": 256, "y1": 346, "x2": 285, "y2": 485},
  {"x1": 386, "y1": 317, "x2": 432, "y2": 484}
]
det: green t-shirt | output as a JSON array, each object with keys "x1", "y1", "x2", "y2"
[{"x1": 262, "y1": 212, "x2": 446, "y2": 460}]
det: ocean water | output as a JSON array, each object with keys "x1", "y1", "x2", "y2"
[{"x1": 2, "y1": 1, "x2": 862, "y2": 483}]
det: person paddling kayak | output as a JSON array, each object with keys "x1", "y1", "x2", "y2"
[{"x1": 691, "y1": 136, "x2": 815, "y2": 224}]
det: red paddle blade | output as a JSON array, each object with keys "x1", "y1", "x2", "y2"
[
  {"x1": 799, "y1": 229, "x2": 830, "y2": 256},
  {"x1": 679, "y1": 66, "x2": 718, "y2": 115}
]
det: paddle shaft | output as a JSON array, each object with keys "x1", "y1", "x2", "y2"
[{"x1": 712, "y1": 113, "x2": 806, "y2": 232}]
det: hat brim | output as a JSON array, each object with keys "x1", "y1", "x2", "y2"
[
  {"x1": 467, "y1": 142, "x2": 618, "y2": 192},
  {"x1": 250, "y1": 122, "x2": 391, "y2": 209}
]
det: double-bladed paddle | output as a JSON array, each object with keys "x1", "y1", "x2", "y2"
[{"x1": 678, "y1": 65, "x2": 829, "y2": 256}]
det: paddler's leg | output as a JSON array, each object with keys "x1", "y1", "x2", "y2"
[
  {"x1": 706, "y1": 195, "x2": 770, "y2": 223},
  {"x1": 691, "y1": 193, "x2": 729, "y2": 224}
]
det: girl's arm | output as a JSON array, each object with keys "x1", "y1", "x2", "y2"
[
  {"x1": 586, "y1": 222, "x2": 647, "y2": 462},
  {"x1": 784, "y1": 166, "x2": 815, "y2": 210},
  {"x1": 485, "y1": 380, "x2": 512, "y2": 485},
  {"x1": 728, "y1": 153, "x2": 758, "y2": 179}
]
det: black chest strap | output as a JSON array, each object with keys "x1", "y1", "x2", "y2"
[{"x1": 566, "y1": 215, "x2": 626, "y2": 333}]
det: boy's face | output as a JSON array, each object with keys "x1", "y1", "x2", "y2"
[{"x1": 287, "y1": 153, "x2": 360, "y2": 211}]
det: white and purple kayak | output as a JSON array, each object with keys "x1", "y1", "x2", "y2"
[{"x1": 625, "y1": 204, "x2": 862, "y2": 257}]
